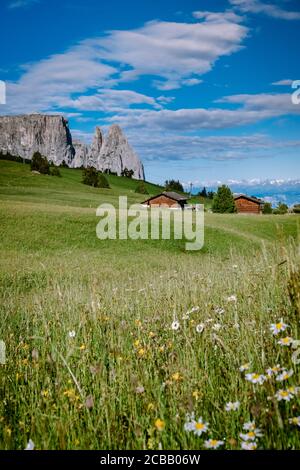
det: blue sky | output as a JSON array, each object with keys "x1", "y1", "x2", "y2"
[{"x1": 0, "y1": 0, "x2": 300, "y2": 195}]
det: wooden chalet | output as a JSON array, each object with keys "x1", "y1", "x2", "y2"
[
  {"x1": 142, "y1": 191, "x2": 188, "y2": 209},
  {"x1": 234, "y1": 194, "x2": 264, "y2": 214}
]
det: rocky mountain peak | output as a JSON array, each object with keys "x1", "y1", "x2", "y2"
[{"x1": 0, "y1": 114, "x2": 145, "y2": 179}]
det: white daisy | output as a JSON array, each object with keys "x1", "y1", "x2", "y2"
[
  {"x1": 277, "y1": 337, "x2": 293, "y2": 347},
  {"x1": 240, "y1": 432, "x2": 256, "y2": 441},
  {"x1": 196, "y1": 323, "x2": 205, "y2": 333},
  {"x1": 275, "y1": 389, "x2": 295, "y2": 401},
  {"x1": 68, "y1": 330, "x2": 76, "y2": 338},
  {"x1": 243, "y1": 421, "x2": 257, "y2": 431},
  {"x1": 245, "y1": 373, "x2": 266, "y2": 385},
  {"x1": 184, "y1": 415, "x2": 209, "y2": 436},
  {"x1": 227, "y1": 295, "x2": 237, "y2": 303},
  {"x1": 171, "y1": 321, "x2": 180, "y2": 331},
  {"x1": 289, "y1": 416, "x2": 300, "y2": 427},
  {"x1": 266, "y1": 365, "x2": 281, "y2": 377},
  {"x1": 241, "y1": 441, "x2": 257, "y2": 450},
  {"x1": 212, "y1": 323, "x2": 222, "y2": 331},
  {"x1": 204, "y1": 439, "x2": 224, "y2": 449},
  {"x1": 276, "y1": 369, "x2": 294, "y2": 382},
  {"x1": 270, "y1": 319, "x2": 288, "y2": 336},
  {"x1": 225, "y1": 401, "x2": 240, "y2": 411}
]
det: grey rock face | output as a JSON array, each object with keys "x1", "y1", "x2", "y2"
[
  {"x1": 0, "y1": 114, "x2": 145, "y2": 179},
  {"x1": 72, "y1": 124, "x2": 144, "y2": 180},
  {"x1": 0, "y1": 114, "x2": 74, "y2": 165},
  {"x1": 97, "y1": 125, "x2": 145, "y2": 180},
  {"x1": 72, "y1": 140, "x2": 89, "y2": 168},
  {"x1": 88, "y1": 126, "x2": 103, "y2": 169}
]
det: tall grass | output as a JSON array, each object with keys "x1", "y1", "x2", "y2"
[
  {"x1": 0, "y1": 161, "x2": 299, "y2": 449},
  {"x1": 0, "y1": 239, "x2": 299, "y2": 449}
]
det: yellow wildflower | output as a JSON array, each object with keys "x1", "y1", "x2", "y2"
[
  {"x1": 154, "y1": 419, "x2": 165, "y2": 431},
  {"x1": 171, "y1": 372, "x2": 182, "y2": 381}
]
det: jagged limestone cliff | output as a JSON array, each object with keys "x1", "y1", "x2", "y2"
[
  {"x1": 75, "y1": 125, "x2": 145, "y2": 180},
  {"x1": 0, "y1": 114, "x2": 74, "y2": 165},
  {"x1": 0, "y1": 114, "x2": 145, "y2": 179}
]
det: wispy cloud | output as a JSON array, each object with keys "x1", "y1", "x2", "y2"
[
  {"x1": 2, "y1": 10, "x2": 249, "y2": 114},
  {"x1": 271, "y1": 79, "x2": 295, "y2": 86},
  {"x1": 102, "y1": 92, "x2": 300, "y2": 131},
  {"x1": 229, "y1": 0, "x2": 300, "y2": 20},
  {"x1": 126, "y1": 131, "x2": 300, "y2": 162},
  {"x1": 8, "y1": 0, "x2": 39, "y2": 9}
]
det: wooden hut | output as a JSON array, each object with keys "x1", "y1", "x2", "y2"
[
  {"x1": 234, "y1": 194, "x2": 263, "y2": 214},
  {"x1": 142, "y1": 191, "x2": 188, "y2": 209}
]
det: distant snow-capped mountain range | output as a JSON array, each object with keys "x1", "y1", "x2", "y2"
[{"x1": 185, "y1": 179, "x2": 300, "y2": 207}]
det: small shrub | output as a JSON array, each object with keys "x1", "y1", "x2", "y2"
[
  {"x1": 262, "y1": 202, "x2": 273, "y2": 214},
  {"x1": 273, "y1": 202, "x2": 288, "y2": 215},
  {"x1": 98, "y1": 173, "x2": 110, "y2": 189},
  {"x1": 82, "y1": 167, "x2": 99, "y2": 187},
  {"x1": 292, "y1": 204, "x2": 300, "y2": 214},
  {"x1": 135, "y1": 182, "x2": 149, "y2": 194},
  {"x1": 50, "y1": 167, "x2": 61, "y2": 177},
  {"x1": 30, "y1": 152, "x2": 50, "y2": 174},
  {"x1": 82, "y1": 167, "x2": 110, "y2": 188}
]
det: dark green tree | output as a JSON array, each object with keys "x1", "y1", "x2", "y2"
[
  {"x1": 262, "y1": 202, "x2": 273, "y2": 214},
  {"x1": 121, "y1": 168, "x2": 134, "y2": 178},
  {"x1": 207, "y1": 191, "x2": 215, "y2": 200},
  {"x1": 273, "y1": 202, "x2": 288, "y2": 215},
  {"x1": 164, "y1": 179, "x2": 184, "y2": 192},
  {"x1": 212, "y1": 185, "x2": 236, "y2": 213},
  {"x1": 198, "y1": 187, "x2": 207, "y2": 198},
  {"x1": 30, "y1": 152, "x2": 50, "y2": 174},
  {"x1": 82, "y1": 167, "x2": 99, "y2": 187}
]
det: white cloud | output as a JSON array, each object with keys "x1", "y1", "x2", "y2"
[
  {"x1": 8, "y1": 0, "x2": 39, "y2": 9},
  {"x1": 62, "y1": 89, "x2": 161, "y2": 112},
  {"x1": 271, "y1": 79, "x2": 295, "y2": 86},
  {"x1": 123, "y1": 130, "x2": 300, "y2": 163},
  {"x1": 217, "y1": 92, "x2": 300, "y2": 115},
  {"x1": 102, "y1": 92, "x2": 300, "y2": 131},
  {"x1": 2, "y1": 11, "x2": 249, "y2": 114},
  {"x1": 90, "y1": 15, "x2": 248, "y2": 90},
  {"x1": 5, "y1": 44, "x2": 118, "y2": 114},
  {"x1": 229, "y1": 0, "x2": 300, "y2": 20}
]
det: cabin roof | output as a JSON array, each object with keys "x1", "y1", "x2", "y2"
[
  {"x1": 142, "y1": 191, "x2": 188, "y2": 204},
  {"x1": 234, "y1": 194, "x2": 264, "y2": 205}
]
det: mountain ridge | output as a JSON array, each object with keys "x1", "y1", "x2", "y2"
[{"x1": 0, "y1": 114, "x2": 145, "y2": 180}]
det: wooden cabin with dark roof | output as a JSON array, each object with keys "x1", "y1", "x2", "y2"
[
  {"x1": 142, "y1": 191, "x2": 188, "y2": 209},
  {"x1": 234, "y1": 194, "x2": 264, "y2": 214}
]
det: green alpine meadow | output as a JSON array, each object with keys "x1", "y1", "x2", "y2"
[{"x1": 0, "y1": 160, "x2": 299, "y2": 450}]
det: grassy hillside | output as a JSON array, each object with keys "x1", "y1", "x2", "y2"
[{"x1": 0, "y1": 160, "x2": 299, "y2": 450}]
